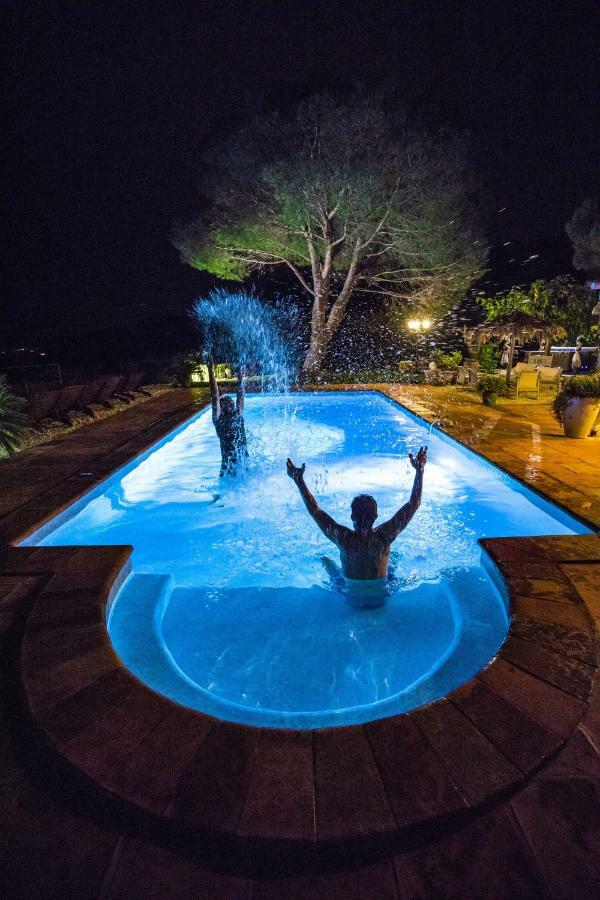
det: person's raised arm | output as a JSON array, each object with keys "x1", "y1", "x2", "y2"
[
  {"x1": 235, "y1": 368, "x2": 245, "y2": 414},
  {"x1": 376, "y1": 447, "x2": 427, "y2": 544},
  {"x1": 286, "y1": 459, "x2": 346, "y2": 546},
  {"x1": 207, "y1": 360, "x2": 220, "y2": 423}
]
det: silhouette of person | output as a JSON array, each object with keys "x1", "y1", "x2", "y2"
[
  {"x1": 286, "y1": 447, "x2": 427, "y2": 581},
  {"x1": 208, "y1": 361, "x2": 248, "y2": 476}
]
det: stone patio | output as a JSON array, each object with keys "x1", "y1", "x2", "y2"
[{"x1": 0, "y1": 386, "x2": 598, "y2": 897}]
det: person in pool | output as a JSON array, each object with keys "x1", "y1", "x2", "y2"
[
  {"x1": 286, "y1": 447, "x2": 427, "y2": 581},
  {"x1": 208, "y1": 360, "x2": 248, "y2": 476}
]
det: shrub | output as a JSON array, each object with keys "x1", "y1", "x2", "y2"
[
  {"x1": 430, "y1": 349, "x2": 463, "y2": 370},
  {"x1": 441, "y1": 351, "x2": 463, "y2": 370},
  {"x1": 475, "y1": 374, "x2": 509, "y2": 397},
  {"x1": 0, "y1": 376, "x2": 29, "y2": 457},
  {"x1": 553, "y1": 374, "x2": 600, "y2": 423}
]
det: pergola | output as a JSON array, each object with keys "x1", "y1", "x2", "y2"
[{"x1": 467, "y1": 311, "x2": 567, "y2": 384}]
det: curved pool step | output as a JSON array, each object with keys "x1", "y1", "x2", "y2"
[{"x1": 109, "y1": 574, "x2": 206, "y2": 710}]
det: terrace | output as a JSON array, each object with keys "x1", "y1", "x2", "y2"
[{"x1": 0, "y1": 385, "x2": 598, "y2": 897}]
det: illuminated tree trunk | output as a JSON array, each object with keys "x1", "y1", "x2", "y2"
[
  {"x1": 302, "y1": 324, "x2": 330, "y2": 375},
  {"x1": 301, "y1": 237, "x2": 361, "y2": 377}
]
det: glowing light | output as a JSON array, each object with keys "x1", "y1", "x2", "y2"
[{"x1": 407, "y1": 318, "x2": 431, "y2": 331}]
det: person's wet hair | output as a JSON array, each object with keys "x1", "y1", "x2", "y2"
[
  {"x1": 351, "y1": 494, "x2": 378, "y2": 529},
  {"x1": 220, "y1": 396, "x2": 235, "y2": 413}
]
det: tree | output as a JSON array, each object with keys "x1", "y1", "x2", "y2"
[
  {"x1": 478, "y1": 276, "x2": 597, "y2": 342},
  {"x1": 566, "y1": 199, "x2": 600, "y2": 278},
  {"x1": 173, "y1": 90, "x2": 486, "y2": 373}
]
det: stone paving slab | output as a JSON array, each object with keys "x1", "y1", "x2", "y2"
[{"x1": 510, "y1": 778, "x2": 600, "y2": 898}]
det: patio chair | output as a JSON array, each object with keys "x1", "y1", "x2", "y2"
[
  {"x1": 539, "y1": 366, "x2": 562, "y2": 393},
  {"x1": 423, "y1": 368, "x2": 445, "y2": 386},
  {"x1": 55, "y1": 384, "x2": 85, "y2": 425},
  {"x1": 76, "y1": 378, "x2": 106, "y2": 417},
  {"x1": 516, "y1": 369, "x2": 540, "y2": 399},
  {"x1": 26, "y1": 390, "x2": 61, "y2": 428},
  {"x1": 456, "y1": 365, "x2": 468, "y2": 386},
  {"x1": 513, "y1": 362, "x2": 537, "y2": 375},
  {"x1": 466, "y1": 367, "x2": 479, "y2": 388}
]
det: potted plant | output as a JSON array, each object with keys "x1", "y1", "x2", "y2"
[
  {"x1": 553, "y1": 374, "x2": 600, "y2": 439},
  {"x1": 475, "y1": 374, "x2": 509, "y2": 407}
]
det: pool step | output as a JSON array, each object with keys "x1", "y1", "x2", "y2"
[{"x1": 108, "y1": 573, "x2": 202, "y2": 706}]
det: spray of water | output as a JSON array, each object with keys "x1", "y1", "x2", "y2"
[{"x1": 191, "y1": 289, "x2": 301, "y2": 394}]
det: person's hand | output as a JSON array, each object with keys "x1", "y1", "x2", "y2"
[
  {"x1": 286, "y1": 458, "x2": 306, "y2": 484},
  {"x1": 409, "y1": 446, "x2": 427, "y2": 472}
]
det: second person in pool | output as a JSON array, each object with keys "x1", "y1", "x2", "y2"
[
  {"x1": 286, "y1": 446, "x2": 427, "y2": 582},
  {"x1": 208, "y1": 360, "x2": 248, "y2": 477}
]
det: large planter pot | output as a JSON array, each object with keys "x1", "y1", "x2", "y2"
[
  {"x1": 562, "y1": 397, "x2": 600, "y2": 438},
  {"x1": 482, "y1": 392, "x2": 498, "y2": 407}
]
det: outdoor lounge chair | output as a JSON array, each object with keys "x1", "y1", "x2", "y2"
[
  {"x1": 116, "y1": 372, "x2": 149, "y2": 401},
  {"x1": 55, "y1": 384, "x2": 85, "y2": 425},
  {"x1": 539, "y1": 366, "x2": 562, "y2": 393},
  {"x1": 76, "y1": 378, "x2": 106, "y2": 417},
  {"x1": 516, "y1": 369, "x2": 540, "y2": 399},
  {"x1": 27, "y1": 390, "x2": 61, "y2": 428},
  {"x1": 96, "y1": 375, "x2": 126, "y2": 408}
]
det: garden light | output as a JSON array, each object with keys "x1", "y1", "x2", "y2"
[{"x1": 407, "y1": 318, "x2": 431, "y2": 331}]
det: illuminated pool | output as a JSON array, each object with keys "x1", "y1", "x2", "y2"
[{"x1": 26, "y1": 391, "x2": 590, "y2": 728}]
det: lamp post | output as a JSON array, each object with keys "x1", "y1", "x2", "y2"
[{"x1": 407, "y1": 318, "x2": 431, "y2": 364}]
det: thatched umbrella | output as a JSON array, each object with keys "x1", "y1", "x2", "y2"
[{"x1": 467, "y1": 312, "x2": 567, "y2": 384}]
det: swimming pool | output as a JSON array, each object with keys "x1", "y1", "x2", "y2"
[{"x1": 26, "y1": 391, "x2": 590, "y2": 728}]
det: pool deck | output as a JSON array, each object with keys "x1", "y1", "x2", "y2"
[{"x1": 0, "y1": 386, "x2": 599, "y2": 897}]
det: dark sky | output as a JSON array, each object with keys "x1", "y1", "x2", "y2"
[{"x1": 3, "y1": 0, "x2": 599, "y2": 353}]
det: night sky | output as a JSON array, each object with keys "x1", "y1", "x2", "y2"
[{"x1": 3, "y1": 0, "x2": 599, "y2": 358}]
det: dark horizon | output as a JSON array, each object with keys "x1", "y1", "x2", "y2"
[{"x1": 3, "y1": 0, "x2": 599, "y2": 356}]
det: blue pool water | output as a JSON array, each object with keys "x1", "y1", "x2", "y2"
[{"x1": 27, "y1": 391, "x2": 590, "y2": 728}]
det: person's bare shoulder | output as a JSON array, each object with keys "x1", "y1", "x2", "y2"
[{"x1": 334, "y1": 523, "x2": 356, "y2": 547}]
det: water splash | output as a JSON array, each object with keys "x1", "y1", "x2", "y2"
[{"x1": 191, "y1": 289, "x2": 301, "y2": 393}]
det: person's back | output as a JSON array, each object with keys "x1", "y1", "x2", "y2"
[
  {"x1": 336, "y1": 526, "x2": 391, "y2": 580},
  {"x1": 215, "y1": 405, "x2": 247, "y2": 474},
  {"x1": 287, "y1": 447, "x2": 427, "y2": 581}
]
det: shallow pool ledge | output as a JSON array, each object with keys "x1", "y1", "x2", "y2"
[{"x1": 9, "y1": 535, "x2": 599, "y2": 849}]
